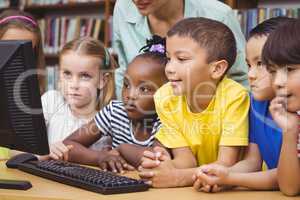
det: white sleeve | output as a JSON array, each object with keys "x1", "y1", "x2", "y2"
[{"x1": 41, "y1": 90, "x2": 65, "y2": 126}]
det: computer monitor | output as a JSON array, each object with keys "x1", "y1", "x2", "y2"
[{"x1": 0, "y1": 40, "x2": 49, "y2": 155}]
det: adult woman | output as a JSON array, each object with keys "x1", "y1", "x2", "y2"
[{"x1": 113, "y1": 0, "x2": 248, "y2": 98}]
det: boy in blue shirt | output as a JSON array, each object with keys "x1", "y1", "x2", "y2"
[{"x1": 192, "y1": 17, "x2": 296, "y2": 192}]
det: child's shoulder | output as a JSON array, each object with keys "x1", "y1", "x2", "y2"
[
  {"x1": 103, "y1": 99, "x2": 127, "y2": 114},
  {"x1": 42, "y1": 89, "x2": 61, "y2": 97},
  {"x1": 107, "y1": 99, "x2": 124, "y2": 108},
  {"x1": 249, "y1": 94, "x2": 270, "y2": 114},
  {"x1": 41, "y1": 90, "x2": 64, "y2": 105},
  {"x1": 215, "y1": 77, "x2": 250, "y2": 109},
  {"x1": 41, "y1": 90, "x2": 67, "y2": 116},
  {"x1": 219, "y1": 77, "x2": 249, "y2": 98}
]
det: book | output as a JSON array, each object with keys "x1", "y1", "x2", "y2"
[
  {"x1": 233, "y1": 7, "x2": 300, "y2": 37},
  {"x1": 40, "y1": 17, "x2": 104, "y2": 54}
]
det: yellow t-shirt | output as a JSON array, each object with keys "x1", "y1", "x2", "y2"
[
  {"x1": 155, "y1": 77, "x2": 249, "y2": 166},
  {"x1": 0, "y1": 147, "x2": 10, "y2": 160}
]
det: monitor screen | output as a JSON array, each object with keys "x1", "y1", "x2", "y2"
[{"x1": 0, "y1": 40, "x2": 49, "y2": 155}]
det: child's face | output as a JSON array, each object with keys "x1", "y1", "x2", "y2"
[
  {"x1": 165, "y1": 35, "x2": 212, "y2": 97},
  {"x1": 247, "y1": 36, "x2": 275, "y2": 101},
  {"x1": 122, "y1": 56, "x2": 166, "y2": 120},
  {"x1": 59, "y1": 52, "x2": 102, "y2": 109},
  {"x1": 271, "y1": 64, "x2": 300, "y2": 112},
  {"x1": 1, "y1": 28, "x2": 38, "y2": 48}
]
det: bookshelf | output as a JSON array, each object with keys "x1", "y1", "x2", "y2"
[
  {"x1": 19, "y1": 0, "x2": 115, "y2": 91},
  {"x1": 223, "y1": 0, "x2": 300, "y2": 37},
  {"x1": 22, "y1": 0, "x2": 114, "y2": 63},
  {"x1": 0, "y1": 0, "x2": 18, "y2": 12}
]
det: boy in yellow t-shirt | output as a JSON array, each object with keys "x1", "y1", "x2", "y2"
[{"x1": 139, "y1": 18, "x2": 249, "y2": 188}]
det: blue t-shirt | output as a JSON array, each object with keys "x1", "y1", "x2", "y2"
[{"x1": 249, "y1": 95, "x2": 282, "y2": 169}]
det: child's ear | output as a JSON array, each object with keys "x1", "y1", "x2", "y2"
[
  {"x1": 98, "y1": 72, "x2": 111, "y2": 90},
  {"x1": 210, "y1": 60, "x2": 228, "y2": 79}
]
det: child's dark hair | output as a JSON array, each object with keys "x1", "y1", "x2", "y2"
[
  {"x1": 167, "y1": 17, "x2": 237, "y2": 70},
  {"x1": 249, "y1": 17, "x2": 296, "y2": 39},
  {"x1": 262, "y1": 19, "x2": 300, "y2": 68},
  {"x1": 138, "y1": 35, "x2": 168, "y2": 67}
]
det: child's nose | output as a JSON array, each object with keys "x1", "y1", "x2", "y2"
[
  {"x1": 273, "y1": 69, "x2": 287, "y2": 89},
  {"x1": 128, "y1": 88, "x2": 138, "y2": 100},
  {"x1": 248, "y1": 66, "x2": 257, "y2": 81},
  {"x1": 69, "y1": 77, "x2": 80, "y2": 89},
  {"x1": 165, "y1": 61, "x2": 176, "y2": 76}
]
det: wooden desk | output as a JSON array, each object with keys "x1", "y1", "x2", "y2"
[{"x1": 0, "y1": 161, "x2": 293, "y2": 200}]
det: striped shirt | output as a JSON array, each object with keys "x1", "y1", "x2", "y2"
[{"x1": 94, "y1": 100, "x2": 160, "y2": 148}]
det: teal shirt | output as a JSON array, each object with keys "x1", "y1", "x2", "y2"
[{"x1": 113, "y1": 0, "x2": 248, "y2": 98}]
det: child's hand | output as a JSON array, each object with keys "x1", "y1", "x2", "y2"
[
  {"x1": 269, "y1": 96, "x2": 299, "y2": 134},
  {"x1": 193, "y1": 164, "x2": 229, "y2": 193},
  {"x1": 138, "y1": 160, "x2": 178, "y2": 188},
  {"x1": 98, "y1": 149, "x2": 134, "y2": 173},
  {"x1": 139, "y1": 146, "x2": 171, "y2": 170},
  {"x1": 49, "y1": 142, "x2": 73, "y2": 161}
]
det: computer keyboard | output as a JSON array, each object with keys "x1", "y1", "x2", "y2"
[{"x1": 17, "y1": 159, "x2": 149, "y2": 194}]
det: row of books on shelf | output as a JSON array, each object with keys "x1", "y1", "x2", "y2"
[
  {"x1": 0, "y1": 0, "x2": 9, "y2": 9},
  {"x1": 234, "y1": 7, "x2": 300, "y2": 38},
  {"x1": 24, "y1": 0, "x2": 102, "y2": 6},
  {"x1": 46, "y1": 66, "x2": 59, "y2": 91},
  {"x1": 39, "y1": 17, "x2": 108, "y2": 55}
]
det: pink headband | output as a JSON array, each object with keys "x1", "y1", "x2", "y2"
[{"x1": 0, "y1": 16, "x2": 37, "y2": 26}]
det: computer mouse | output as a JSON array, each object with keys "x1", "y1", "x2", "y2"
[{"x1": 6, "y1": 153, "x2": 38, "y2": 169}]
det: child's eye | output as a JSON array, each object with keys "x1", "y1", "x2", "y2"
[
  {"x1": 267, "y1": 68, "x2": 276, "y2": 74},
  {"x1": 178, "y1": 57, "x2": 188, "y2": 62},
  {"x1": 63, "y1": 71, "x2": 71, "y2": 78},
  {"x1": 80, "y1": 73, "x2": 92, "y2": 80},
  {"x1": 166, "y1": 57, "x2": 171, "y2": 63},
  {"x1": 139, "y1": 86, "x2": 151, "y2": 93},
  {"x1": 257, "y1": 61, "x2": 263, "y2": 67},
  {"x1": 123, "y1": 81, "x2": 130, "y2": 89},
  {"x1": 246, "y1": 62, "x2": 251, "y2": 68},
  {"x1": 287, "y1": 66, "x2": 295, "y2": 72}
]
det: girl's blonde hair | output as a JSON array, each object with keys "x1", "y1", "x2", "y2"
[
  {"x1": 0, "y1": 9, "x2": 46, "y2": 94},
  {"x1": 59, "y1": 37, "x2": 116, "y2": 109}
]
